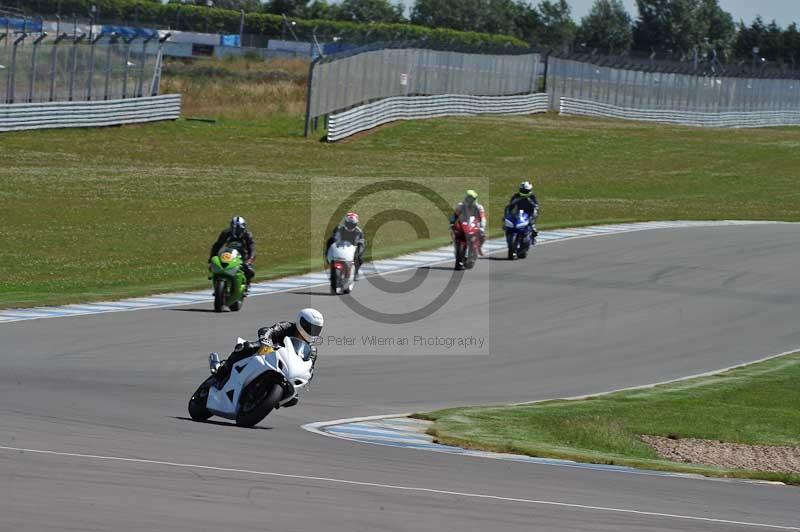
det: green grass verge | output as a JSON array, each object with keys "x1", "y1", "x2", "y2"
[
  {"x1": 1, "y1": 113, "x2": 799, "y2": 308},
  {"x1": 416, "y1": 353, "x2": 800, "y2": 484}
]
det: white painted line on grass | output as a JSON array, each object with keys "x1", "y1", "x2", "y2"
[{"x1": 0, "y1": 445, "x2": 795, "y2": 530}]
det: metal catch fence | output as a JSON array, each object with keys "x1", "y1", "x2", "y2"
[
  {"x1": 1, "y1": 32, "x2": 164, "y2": 104},
  {"x1": 305, "y1": 46, "x2": 541, "y2": 135},
  {"x1": 547, "y1": 57, "x2": 800, "y2": 113}
]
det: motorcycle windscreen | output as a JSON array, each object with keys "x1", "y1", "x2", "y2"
[
  {"x1": 286, "y1": 336, "x2": 314, "y2": 361},
  {"x1": 328, "y1": 241, "x2": 356, "y2": 262},
  {"x1": 219, "y1": 247, "x2": 241, "y2": 264}
]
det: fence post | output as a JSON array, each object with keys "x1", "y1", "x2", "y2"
[
  {"x1": 0, "y1": 33, "x2": 5, "y2": 104},
  {"x1": 103, "y1": 33, "x2": 116, "y2": 100},
  {"x1": 137, "y1": 34, "x2": 155, "y2": 98},
  {"x1": 150, "y1": 34, "x2": 170, "y2": 96},
  {"x1": 86, "y1": 34, "x2": 102, "y2": 100},
  {"x1": 48, "y1": 33, "x2": 68, "y2": 101},
  {"x1": 304, "y1": 56, "x2": 320, "y2": 137},
  {"x1": 121, "y1": 35, "x2": 136, "y2": 99},
  {"x1": 68, "y1": 33, "x2": 85, "y2": 101},
  {"x1": 28, "y1": 33, "x2": 48, "y2": 103},
  {"x1": 6, "y1": 33, "x2": 26, "y2": 104}
]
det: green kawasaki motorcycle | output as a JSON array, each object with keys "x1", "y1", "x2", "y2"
[{"x1": 208, "y1": 245, "x2": 247, "y2": 313}]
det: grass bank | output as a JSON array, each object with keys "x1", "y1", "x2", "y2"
[
  {"x1": 160, "y1": 56, "x2": 309, "y2": 119},
  {"x1": 417, "y1": 353, "x2": 800, "y2": 484},
  {"x1": 1, "y1": 57, "x2": 799, "y2": 308}
]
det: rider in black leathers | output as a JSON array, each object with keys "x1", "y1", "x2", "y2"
[
  {"x1": 209, "y1": 216, "x2": 256, "y2": 290},
  {"x1": 212, "y1": 309, "x2": 325, "y2": 400}
]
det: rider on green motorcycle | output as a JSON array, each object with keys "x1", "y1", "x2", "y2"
[{"x1": 209, "y1": 216, "x2": 256, "y2": 291}]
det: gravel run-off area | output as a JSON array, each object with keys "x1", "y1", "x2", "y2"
[{"x1": 641, "y1": 435, "x2": 800, "y2": 474}]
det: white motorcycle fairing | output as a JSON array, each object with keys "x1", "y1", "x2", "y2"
[
  {"x1": 327, "y1": 240, "x2": 356, "y2": 294},
  {"x1": 206, "y1": 336, "x2": 314, "y2": 420}
]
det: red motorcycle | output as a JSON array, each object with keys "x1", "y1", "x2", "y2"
[{"x1": 452, "y1": 215, "x2": 482, "y2": 270}]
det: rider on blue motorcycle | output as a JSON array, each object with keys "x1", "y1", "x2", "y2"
[{"x1": 504, "y1": 181, "x2": 539, "y2": 249}]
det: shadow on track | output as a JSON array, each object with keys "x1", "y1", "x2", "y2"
[
  {"x1": 290, "y1": 291, "x2": 335, "y2": 297},
  {"x1": 172, "y1": 416, "x2": 273, "y2": 430},
  {"x1": 167, "y1": 308, "x2": 218, "y2": 313},
  {"x1": 417, "y1": 265, "x2": 456, "y2": 271}
]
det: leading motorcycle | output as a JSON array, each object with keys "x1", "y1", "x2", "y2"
[{"x1": 504, "y1": 208, "x2": 533, "y2": 260}]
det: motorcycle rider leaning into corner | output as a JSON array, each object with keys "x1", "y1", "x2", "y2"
[
  {"x1": 505, "y1": 180, "x2": 540, "y2": 247},
  {"x1": 209, "y1": 216, "x2": 256, "y2": 292},
  {"x1": 325, "y1": 212, "x2": 366, "y2": 280},
  {"x1": 209, "y1": 308, "x2": 325, "y2": 407},
  {"x1": 450, "y1": 190, "x2": 487, "y2": 255}
]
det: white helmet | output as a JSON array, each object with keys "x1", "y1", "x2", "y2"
[{"x1": 297, "y1": 308, "x2": 324, "y2": 342}]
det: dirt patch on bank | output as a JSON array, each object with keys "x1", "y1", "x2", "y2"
[{"x1": 642, "y1": 435, "x2": 800, "y2": 474}]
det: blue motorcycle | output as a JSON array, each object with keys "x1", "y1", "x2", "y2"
[{"x1": 504, "y1": 208, "x2": 534, "y2": 260}]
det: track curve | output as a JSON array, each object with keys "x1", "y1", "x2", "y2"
[{"x1": 2, "y1": 224, "x2": 800, "y2": 531}]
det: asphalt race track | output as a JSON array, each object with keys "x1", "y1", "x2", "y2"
[{"x1": 2, "y1": 224, "x2": 799, "y2": 531}]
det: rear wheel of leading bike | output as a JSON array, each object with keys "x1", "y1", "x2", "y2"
[
  {"x1": 188, "y1": 375, "x2": 215, "y2": 421},
  {"x1": 330, "y1": 265, "x2": 338, "y2": 295},
  {"x1": 454, "y1": 242, "x2": 464, "y2": 270},
  {"x1": 465, "y1": 240, "x2": 476, "y2": 269},
  {"x1": 235, "y1": 378, "x2": 284, "y2": 428},
  {"x1": 213, "y1": 279, "x2": 226, "y2": 313}
]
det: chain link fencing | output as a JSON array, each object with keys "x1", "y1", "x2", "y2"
[
  {"x1": 305, "y1": 44, "x2": 542, "y2": 136},
  {"x1": 1, "y1": 31, "x2": 163, "y2": 104},
  {"x1": 547, "y1": 57, "x2": 800, "y2": 113}
]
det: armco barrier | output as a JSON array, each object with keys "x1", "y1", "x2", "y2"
[
  {"x1": 327, "y1": 93, "x2": 548, "y2": 141},
  {"x1": 559, "y1": 97, "x2": 800, "y2": 128},
  {"x1": 0, "y1": 94, "x2": 182, "y2": 132}
]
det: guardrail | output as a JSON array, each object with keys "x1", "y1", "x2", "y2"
[
  {"x1": 0, "y1": 94, "x2": 181, "y2": 132},
  {"x1": 327, "y1": 93, "x2": 548, "y2": 141},
  {"x1": 559, "y1": 97, "x2": 800, "y2": 128}
]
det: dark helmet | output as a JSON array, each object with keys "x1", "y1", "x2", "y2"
[
  {"x1": 230, "y1": 216, "x2": 247, "y2": 238},
  {"x1": 343, "y1": 212, "x2": 359, "y2": 232},
  {"x1": 519, "y1": 181, "x2": 533, "y2": 197}
]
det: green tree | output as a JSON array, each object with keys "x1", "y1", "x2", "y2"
[
  {"x1": 303, "y1": 0, "x2": 337, "y2": 19},
  {"x1": 336, "y1": 0, "x2": 405, "y2": 23},
  {"x1": 633, "y1": 0, "x2": 734, "y2": 59},
  {"x1": 513, "y1": 2, "x2": 543, "y2": 43},
  {"x1": 577, "y1": 0, "x2": 632, "y2": 54},
  {"x1": 264, "y1": 0, "x2": 308, "y2": 16},
  {"x1": 700, "y1": 0, "x2": 735, "y2": 59},
  {"x1": 784, "y1": 23, "x2": 800, "y2": 68},
  {"x1": 535, "y1": 0, "x2": 576, "y2": 51},
  {"x1": 410, "y1": 0, "x2": 525, "y2": 36}
]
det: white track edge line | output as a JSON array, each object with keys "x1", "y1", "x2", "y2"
[{"x1": 0, "y1": 445, "x2": 796, "y2": 530}]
